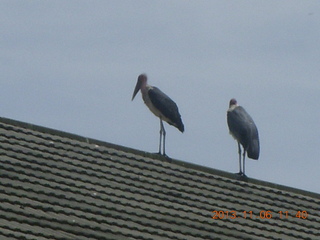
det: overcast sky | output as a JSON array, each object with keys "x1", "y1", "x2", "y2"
[{"x1": 1, "y1": 1, "x2": 319, "y2": 194}]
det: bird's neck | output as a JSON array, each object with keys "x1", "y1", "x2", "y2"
[
  {"x1": 141, "y1": 84, "x2": 151, "y2": 94},
  {"x1": 228, "y1": 105, "x2": 238, "y2": 112}
]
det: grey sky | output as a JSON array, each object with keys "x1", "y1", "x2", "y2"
[{"x1": 1, "y1": 1, "x2": 319, "y2": 194}]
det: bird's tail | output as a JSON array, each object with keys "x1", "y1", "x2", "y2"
[
  {"x1": 166, "y1": 118, "x2": 184, "y2": 132},
  {"x1": 177, "y1": 120, "x2": 184, "y2": 133},
  {"x1": 247, "y1": 138, "x2": 259, "y2": 160}
]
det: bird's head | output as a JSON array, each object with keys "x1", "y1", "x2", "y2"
[
  {"x1": 132, "y1": 74, "x2": 148, "y2": 101},
  {"x1": 229, "y1": 98, "x2": 238, "y2": 108}
]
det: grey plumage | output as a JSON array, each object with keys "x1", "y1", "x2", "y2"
[
  {"x1": 148, "y1": 87, "x2": 184, "y2": 132},
  {"x1": 227, "y1": 98, "x2": 259, "y2": 175}
]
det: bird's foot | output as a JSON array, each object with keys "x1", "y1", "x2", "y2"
[
  {"x1": 163, "y1": 154, "x2": 172, "y2": 162},
  {"x1": 153, "y1": 152, "x2": 172, "y2": 162},
  {"x1": 153, "y1": 151, "x2": 167, "y2": 156},
  {"x1": 235, "y1": 172, "x2": 248, "y2": 181}
]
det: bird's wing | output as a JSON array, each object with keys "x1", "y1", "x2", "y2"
[
  {"x1": 148, "y1": 87, "x2": 184, "y2": 132},
  {"x1": 227, "y1": 107, "x2": 249, "y2": 140},
  {"x1": 227, "y1": 106, "x2": 259, "y2": 159}
]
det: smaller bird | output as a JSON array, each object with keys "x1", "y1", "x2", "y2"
[
  {"x1": 227, "y1": 98, "x2": 259, "y2": 176},
  {"x1": 132, "y1": 74, "x2": 184, "y2": 156}
]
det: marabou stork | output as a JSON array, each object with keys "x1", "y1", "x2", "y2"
[
  {"x1": 227, "y1": 98, "x2": 259, "y2": 176},
  {"x1": 132, "y1": 74, "x2": 184, "y2": 156}
]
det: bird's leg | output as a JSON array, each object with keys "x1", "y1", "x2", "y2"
[
  {"x1": 238, "y1": 143, "x2": 242, "y2": 175},
  {"x1": 158, "y1": 119, "x2": 163, "y2": 154},
  {"x1": 243, "y1": 150, "x2": 246, "y2": 176},
  {"x1": 160, "y1": 120, "x2": 166, "y2": 156}
]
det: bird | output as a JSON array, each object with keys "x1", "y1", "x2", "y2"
[
  {"x1": 132, "y1": 74, "x2": 184, "y2": 156},
  {"x1": 227, "y1": 98, "x2": 259, "y2": 176}
]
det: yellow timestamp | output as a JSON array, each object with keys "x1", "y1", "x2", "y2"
[{"x1": 212, "y1": 210, "x2": 308, "y2": 220}]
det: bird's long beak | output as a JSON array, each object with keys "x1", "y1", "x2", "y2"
[{"x1": 131, "y1": 79, "x2": 142, "y2": 101}]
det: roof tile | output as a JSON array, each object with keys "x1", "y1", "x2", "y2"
[{"x1": 0, "y1": 117, "x2": 319, "y2": 240}]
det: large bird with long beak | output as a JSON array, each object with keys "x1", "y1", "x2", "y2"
[
  {"x1": 132, "y1": 74, "x2": 184, "y2": 156},
  {"x1": 227, "y1": 98, "x2": 259, "y2": 176}
]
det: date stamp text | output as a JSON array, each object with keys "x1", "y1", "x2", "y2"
[{"x1": 212, "y1": 210, "x2": 308, "y2": 220}]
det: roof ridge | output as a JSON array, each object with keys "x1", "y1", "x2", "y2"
[{"x1": 1, "y1": 116, "x2": 319, "y2": 200}]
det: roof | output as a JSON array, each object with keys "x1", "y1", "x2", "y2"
[{"x1": 0, "y1": 116, "x2": 319, "y2": 240}]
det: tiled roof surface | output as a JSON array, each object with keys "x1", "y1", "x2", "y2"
[{"x1": 0, "y1": 116, "x2": 319, "y2": 240}]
